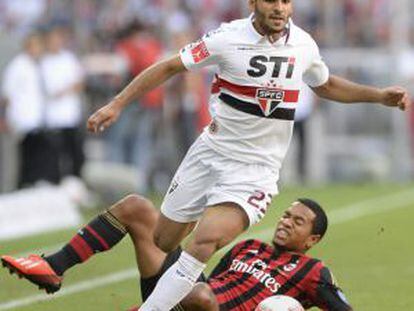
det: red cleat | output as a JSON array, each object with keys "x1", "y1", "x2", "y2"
[
  {"x1": 127, "y1": 305, "x2": 140, "y2": 311},
  {"x1": 1, "y1": 254, "x2": 62, "y2": 294}
]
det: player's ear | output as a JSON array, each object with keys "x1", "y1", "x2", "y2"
[{"x1": 305, "y1": 234, "x2": 321, "y2": 250}]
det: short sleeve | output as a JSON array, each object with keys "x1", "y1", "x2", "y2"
[
  {"x1": 302, "y1": 40, "x2": 329, "y2": 88},
  {"x1": 179, "y1": 26, "x2": 226, "y2": 71}
]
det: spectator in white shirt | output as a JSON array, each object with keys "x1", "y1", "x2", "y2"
[
  {"x1": 1, "y1": 31, "x2": 60, "y2": 187},
  {"x1": 41, "y1": 25, "x2": 85, "y2": 181}
]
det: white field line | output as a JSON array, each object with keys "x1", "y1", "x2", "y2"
[
  {"x1": 1, "y1": 187, "x2": 413, "y2": 310},
  {"x1": 11, "y1": 187, "x2": 414, "y2": 257}
]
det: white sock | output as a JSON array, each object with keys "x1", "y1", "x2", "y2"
[{"x1": 140, "y1": 251, "x2": 207, "y2": 311}]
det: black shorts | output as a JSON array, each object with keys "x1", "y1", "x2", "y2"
[{"x1": 140, "y1": 247, "x2": 207, "y2": 303}]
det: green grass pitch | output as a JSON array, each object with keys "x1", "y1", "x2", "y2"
[{"x1": 1, "y1": 183, "x2": 414, "y2": 310}]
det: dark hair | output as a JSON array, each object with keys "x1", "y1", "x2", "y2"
[
  {"x1": 116, "y1": 20, "x2": 145, "y2": 40},
  {"x1": 297, "y1": 198, "x2": 328, "y2": 238}
]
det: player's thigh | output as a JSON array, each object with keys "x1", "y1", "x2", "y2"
[
  {"x1": 107, "y1": 195, "x2": 166, "y2": 277},
  {"x1": 154, "y1": 213, "x2": 197, "y2": 252},
  {"x1": 124, "y1": 205, "x2": 166, "y2": 278},
  {"x1": 185, "y1": 203, "x2": 249, "y2": 262},
  {"x1": 133, "y1": 240, "x2": 167, "y2": 278}
]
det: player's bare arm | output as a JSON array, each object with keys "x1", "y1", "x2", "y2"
[
  {"x1": 312, "y1": 74, "x2": 411, "y2": 111},
  {"x1": 87, "y1": 54, "x2": 186, "y2": 133}
]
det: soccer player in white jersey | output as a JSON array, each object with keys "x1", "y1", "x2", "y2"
[{"x1": 89, "y1": 1, "x2": 408, "y2": 309}]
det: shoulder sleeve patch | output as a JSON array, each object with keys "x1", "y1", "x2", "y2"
[{"x1": 190, "y1": 40, "x2": 211, "y2": 64}]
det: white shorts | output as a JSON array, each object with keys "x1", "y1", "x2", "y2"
[{"x1": 160, "y1": 137, "x2": 279, "y2": 227}]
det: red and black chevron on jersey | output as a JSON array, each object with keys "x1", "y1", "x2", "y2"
[
  {"x1": 207, "y1": 239, "x2": 351, "y2": 311},
  {"x1": 179, "y1": 17, "x2": 330, "y2": 171}
]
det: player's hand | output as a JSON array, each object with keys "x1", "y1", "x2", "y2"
[
  {"x1": 380, "y1": 87, "x2": 411, "y2": 111},
  {"x1": 87, "y1": 101, "x2": 122, "y2": 133}
]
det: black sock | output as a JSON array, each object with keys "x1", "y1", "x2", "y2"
[{"x1": 45, "y1": 210, "x2": 127, "y2": 276}]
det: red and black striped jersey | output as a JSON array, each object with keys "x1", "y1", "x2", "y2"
[{"x1": 207, "y1": 239, "x2": 351, "y2": 311}]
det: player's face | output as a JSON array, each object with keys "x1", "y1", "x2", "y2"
[
  {"x1": 272, "y1": 202, "x2": 321, "y2": 252},
  {"x1": 25, "y1": 35, "x2": 44, "y2": 59},
  {"x1": 46, "y1": 29, "x2": 66, "y2": 53},
  {"x1": 251, "y1": 0, "x2": 293, "y2": 35}
]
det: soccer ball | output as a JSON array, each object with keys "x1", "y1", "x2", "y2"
[{"x1": 255, "y1": 295, "x2": 304, "y2": 311}]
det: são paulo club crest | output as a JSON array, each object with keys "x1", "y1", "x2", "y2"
[{"x1": 256, "y1": 89, "x2": 285, "y2": 117}]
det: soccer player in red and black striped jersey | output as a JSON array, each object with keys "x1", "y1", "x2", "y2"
[
  {"x1": 2, "y1": 195, "x2": 351, "y2": 310},
  {"x1": 206, "y1": 198, "x2": 351, "y2": 310}
]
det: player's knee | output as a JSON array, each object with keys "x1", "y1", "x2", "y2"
[
  {"x1": 182, "y1": 283, "x2": 217, "y2": 311},
  {"x1": 193, "y1": 283, "x2": 216, "y2": 308},
  {"x1": 111, "y1": 194, "x2": 157, "y2": 227}
]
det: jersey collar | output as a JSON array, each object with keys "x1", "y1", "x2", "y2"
[{"x1": 247, "y1": 14, "x2": 295, "y2": 46}]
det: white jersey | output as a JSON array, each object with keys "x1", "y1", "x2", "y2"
[
  {"x1": 41, "y1": 50, "x2": 84, "y2": 129},
  {"x1": 180, "y1": 16, "x2": 329, "y2": 171},
  {"x1": 1, "y1": 53, "x2": 45, "y2": 135}
]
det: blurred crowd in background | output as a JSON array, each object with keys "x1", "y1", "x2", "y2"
[
  {"x1": 0, "y1": 0, "x2": 413, "y2": 198},
  {"x1": 1, "y1": 0, "x2": 411, "y2": 48}
]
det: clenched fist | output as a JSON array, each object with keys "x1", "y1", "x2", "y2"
[{"x1": 380, "y1": 87, "x2": 411, "y2": 111}]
